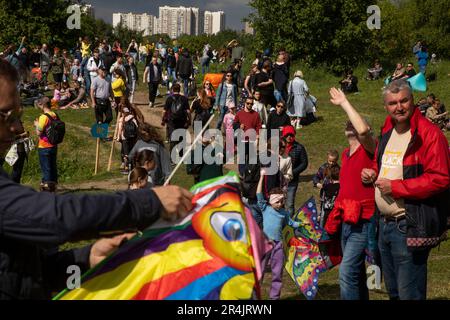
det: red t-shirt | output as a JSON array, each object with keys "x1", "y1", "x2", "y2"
[
  {"x1": 338, "y1": 144, "x2": 375, "y2": 202},
  {"x1": 234, "y1": 110, "x2": 262, "y2": 141}
]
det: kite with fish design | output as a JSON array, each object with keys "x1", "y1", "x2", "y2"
[{"x1": 55, "y1": 172, "x2": 268, "y2": 300}]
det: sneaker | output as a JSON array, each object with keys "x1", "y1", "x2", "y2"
[
  {"x1": 120, "y1": 169, "x2": 129, "y2": 175},
  {"x1": 149, "y1": 102, "x2": 153, "y2": 108},
  {"x1": 296, "y1": 124, "x2": 302, "y2": 130}
]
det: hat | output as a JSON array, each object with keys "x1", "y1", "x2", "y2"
[{"x1": 282, "y1": 125, "x2": 296, "y2": 138}]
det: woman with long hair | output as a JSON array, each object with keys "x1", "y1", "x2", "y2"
[
  {"x1": 128, "y1": 121, "x2": 172, "y2": 186},
  {"x1": 116, "y1": 96, "x2": 140, "y2": 172},
  {"x1": 191, "y1": 88, "x2": 213, "y2": 128},
  {"x1": 238, "y1": 63, "x2": 259, "y2": 111}
]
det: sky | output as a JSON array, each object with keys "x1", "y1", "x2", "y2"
[{"x1": 86, "y1": 0, "x2": 253, "y2": 30}]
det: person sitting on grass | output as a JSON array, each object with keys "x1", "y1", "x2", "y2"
[
  {"x1": 63, "y1": 80, "x2": 88, "y2": 109},
  {"x1": 426, "y1": 98, "x2": 449, "y2": 130},
  {"x1": 387, "y1": 63, "x2": 406, "y2": 82},
  {"x1": 366, "y1": 60, "x2": 383, "y2": 80},
  {"x1": 257, "y1": 169, "x2": 301, "y2": 300},
  {"x1": 339, "y1": 70, "x2": 358, "y2": 94},
  {"x1": 133, "y1": 148, "x2": 156, "y2": 188},
  {"x1": 128, "y1": 167, "x2": 149, "y2": 190},
  {"x1": 403, "y1": 62, "x2": 417, "y2": 79}
]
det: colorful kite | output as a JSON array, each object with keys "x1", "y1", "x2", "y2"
[
  {"x1": 283, "y1": 197, "x2": 341, "y2": 300},
  {"x1": 55, "y1": 172, "x2": 270, "y2": 300}
]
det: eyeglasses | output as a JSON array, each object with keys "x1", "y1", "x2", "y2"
[{"x1": 0, "y1": 107, "x2": 22, "y2": 124}]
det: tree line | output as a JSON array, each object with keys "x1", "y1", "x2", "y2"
[{"x1": 247, "y1": 0, "x2": 450, "y2": 73}]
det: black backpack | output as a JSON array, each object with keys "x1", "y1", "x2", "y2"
[
  {"x1": 169, "y1": 96, "x2": 187, "y2": 124},
  {"x1": 123, "y1": 118, "x2": 138, "y2": 139},
  {"x1": 44, "y1": 113, "x2": 65, "y2": 145}
]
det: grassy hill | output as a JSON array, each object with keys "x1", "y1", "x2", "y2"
[{"x1": 9, "y1": 57, "x2": 450, "y2": 300}]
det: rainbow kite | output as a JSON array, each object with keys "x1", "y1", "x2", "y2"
[{"x1": 55, "y1": 173, "x2": 269, "y2": 300}]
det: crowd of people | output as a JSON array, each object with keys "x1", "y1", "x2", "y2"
[{"x1": 0, "y1": 31, "x2": 449, "y2": 302}]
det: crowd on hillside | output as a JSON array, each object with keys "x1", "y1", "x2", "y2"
[{"x1": 0, "y1": 32, "x2": 449, "y2": 302}]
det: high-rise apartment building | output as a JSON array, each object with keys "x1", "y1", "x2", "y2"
[
  {"x1": 112, "y1": 12, "x2": 156, "y2": 36},
  {"x1": 204, "y1": 11, "x2": 225, "y2": 35},
  {"x1": 112, "y1": 6, "x2": 224, "y2": 38}
]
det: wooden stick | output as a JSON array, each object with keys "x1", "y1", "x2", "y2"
[
  {"x1": 164, "y1": 114, "x2": 215, "y2": 186},
  {"x1": 95, "y1": 138, "x2": 100, "y2": 175},
  {"x1": 107, "y1": 112, "x2": 122, "y2": 172}
]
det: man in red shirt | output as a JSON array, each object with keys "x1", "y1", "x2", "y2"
[
  {"x1": 325, "y1": 87, "x2": 377, "y2": 300},
  {"x1": 234, "y1": 97, "x2": 262, "y2": 176}
]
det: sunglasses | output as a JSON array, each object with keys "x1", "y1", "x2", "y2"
[
  {"x1": 245, "y1": 102, "x2": 253, "y2": 105},
  {"x1": 0, "y1": 107, "x2": 22, "y2": 124}
]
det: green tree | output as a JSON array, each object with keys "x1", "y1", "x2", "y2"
[{"x1": 248, "y1": 0, "x2": 373, "y2": 73}]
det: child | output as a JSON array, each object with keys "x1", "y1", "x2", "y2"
[
  {"x1": 257, "y1": 170, "x2": 301, "y2": 300},
  {"x1": 51, "y1": 83, "x2": 62, "y2": 109},
  {"x1": 133, "y1": 148, "x2": 156, "y2": 188},
  {"x1": 279, "y1": 137, "x2": 293, "y2": 193},
  {"x1": 128, "y1": 167, "x2": 149, "y2": 190},
  {"x1": 71, "y1": 59, "x2": 81, "y2": 82},
  {"x1": 222, "y1": 101, "x2": 237, "y2": 159},
  {"x1": 312, "y1": 149, "x2": 339, "y2": 189},
  {"x1": 319, "y1": 164, "x2": 340, "y2": 228}
]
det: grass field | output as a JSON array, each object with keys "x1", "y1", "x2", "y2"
[{"x1": 10, "y1": 57, "x2": 450, "y2": 300}]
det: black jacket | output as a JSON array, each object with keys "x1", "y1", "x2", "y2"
[
  {"x1": 288, "y1": 141, "x2": 308, "y2": 184},
  {"x1": 101, "y1": 51, "x2": 115, "y2": 73},
  {"x1": 126, "y1": 63, "x2": 139, "y2": 84},
  {"x1": 176, "y1": 52, "x2": 194, "y2": 79},
  {"x1": 166, "y1": 54, "x2": 177, "y2": 69},
  {"x1": 147, "y1": 63, "x2": 162, "y2": 83},
  {"x1": 272, "y1": 62, "x2": 289, "y2": 92},
  {"x1": 267, "y1": 111, "x2": 291, "y2": 131},
  {"x1": 0, "y1": 168, "x2": 162, "y2": 299}
]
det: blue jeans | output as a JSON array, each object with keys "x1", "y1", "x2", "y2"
[
  {"x1": 181, "y1": 77, "x2": 189, "y2": 97},
  {"x1": 273, "y1": 89, "x2": 286, "y2": 103},
  {"x1": 339, "y1": 221, "x2": 370, "y2": 300},
  {"x1": 419, "y1": 65, "x2": 426, "y2": 74},
  {"x1": 378, "y1": 218, "x2": 430, "y2": 300},
  {"x1": 166, "y1": 67, "x2": 177, "y2": 89},
  {"x1": 38, "y1": 147, "x2": 58, "y2": 183},
  {"x1": 215, "y1": 104, "x2": 228, "y2": 130},
  {"x1": 286, "y1": 183, "x2": 299, "y2": 217},
  {"x1": 84, "y1": 73, "x2": 91, "y2": 95},
  {"x1": 201, "y1": 57, "x2": 210, "y2": 74}
]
